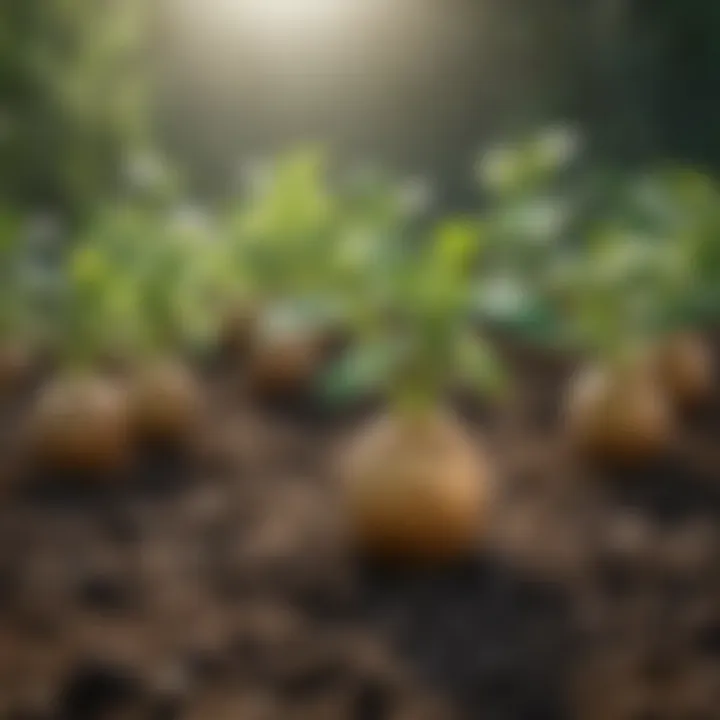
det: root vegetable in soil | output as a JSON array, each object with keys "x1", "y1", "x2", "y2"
[{"x1": 0, "y1": 338, "x2": 719, "y2": 719}]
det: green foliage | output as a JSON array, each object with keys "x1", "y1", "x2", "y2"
[
  {"x1": 477, "y1": 126, "x2": 580, "y2": 199},
  {"x1": 323, "y1": 213, "x2": 507, "y2": 412},
  {"x1": 220, "y1": 150, "x2": 428, "y2": 342},
  {"x1": 626, "y1": 169, "x2": 720, "y2": 326},
  {"x1": 55, "y1": 193, "x2": 218, "y2": 368},
  {"x1": 522, "y1": 166, "x2": 720, "y2": 360},
  {"x1": 223, "y1": 150, "x2": 334, "y2": 298},
  {"x1": 1, "y1": 125, "x2": 717, "y2": 390},
  {"x1": 473, "y1": 126, "x2": 580, "y2": 341},
  {"x1": 0, "y1": 0, "x2": 149, "y2": 218},
  {"x1": 473, "y1": 128, "x2": 720, "y2": 360},
  {"x1": 60, "y1": 237, "x2": 138, "y2": 366}
]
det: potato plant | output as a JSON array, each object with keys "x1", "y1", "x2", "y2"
[
  {"x1": 27, "y1": 186, "x2": 217, "y2": 471},
  {"x1": 622, "y1": 169, "x2": 717, "y2": 409},
  {"x1": 81, "y1": 199, "x2": 213, "y2": 447},
  {"x1": 218, "y1": 150, "x2": 344, "y2": 395},
  {"x1": 628, "y1": 168, "x2": 720, "y2": 327},
  {"x1": 219, "y1": 150, "x2": 424, "y2": 400},
  {"x1": 28, "y1": 231, "x2": 137, "y2": 474},
  {"x1": 309, "y1": 166, "x2": 439, "y2": 408},
  {"x1": 552, "y1": 221, "x2": 686, "y2": 464},
  {"x1": 473, "y1": 138, "x2": 717, "y2": 462},
  {"x1": 552, "y1": 167, "x2": 717, "y2": 424},
  {"x1": 334, "y1": 217, "x2": 506, "y2": 563}
]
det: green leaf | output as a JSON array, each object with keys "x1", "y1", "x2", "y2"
[
  {"x1": 431, "y1": 218, "x2": 481, "y2": 273},
  {"x1": 70, "y1": 244, "x2": 110, "y2": 290},
  {"x1": 317, "y1": 339, "x2": 403, "y2": 406},
  {"x1": 454, "y1": 333, "x2": 509, "y2": 399}
]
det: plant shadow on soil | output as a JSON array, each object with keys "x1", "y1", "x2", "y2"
[{"x1": 355, "y1": 556, "x2": 576, "y2": 720}]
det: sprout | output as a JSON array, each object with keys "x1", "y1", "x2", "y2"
[
  {"x1": 336, "y1": 204, "x2": 501, "y2": 564},
  {"x1": 324, "y1": 214, "x2": 507, "y2": 412},
  {"x1": 220, "y1": 150, "x2": 421, "y2": 362},
  {"x1": 56, "y1": 236, "x2": 139, "y2": 368},
  {"x1": 551, "y1": 165, "x2": 720, "y2": 361},
  {"x1": 54, "y1": 198, "x2": 218, "y2": 369},
  {"x1": 222, "y1": 149, "x2": 339, "y2": 315}
]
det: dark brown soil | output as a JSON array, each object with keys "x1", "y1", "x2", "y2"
[{"x1": 0, "y1": 339, "x2": 719, "y2": 720}]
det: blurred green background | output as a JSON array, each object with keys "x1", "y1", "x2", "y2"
[{"x1": 3, "y1": 0, "x2": 720, "y2": 222}]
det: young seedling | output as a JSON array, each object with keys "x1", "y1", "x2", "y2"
[
  {"x1": 336, "y1": 218, "x2": 506, "y2": 563},
  {"x1": 28, "y1": 234, "x2": 136, "y2": 475},
  {"x1": 555, "y1": 223, "x2": 679, "y2": 465},
  {"x1": 625, "y1": 169, "x2": 717, "y2": 410},
  {"x1": 309, "y1": 165, "x2": 434, "y2": 410},
  {"x1": 117, "y1": 202, "x2": 212, "y2": 448},
  {"x1": 219, "y1": 149, "x2": 356, "y2": 398}
]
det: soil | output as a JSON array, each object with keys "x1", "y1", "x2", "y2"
[{"x1": 0, "y1": 337, "x2": 719, "y2": 720}]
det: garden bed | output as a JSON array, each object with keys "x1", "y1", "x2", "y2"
[{"x1": 0, "y1": 336, "x2": 719, "y2": 720}]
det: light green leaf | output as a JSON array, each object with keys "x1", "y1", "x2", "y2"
[
  {"x1": 431, "y1": 217, "x2": 481, "y2": 273},
  {"x1": 318, "y1": 339, "x2": 404, "y2": 406},
  {"x1": 454, "y1": 333, "x2": 509, "y2": 399}
]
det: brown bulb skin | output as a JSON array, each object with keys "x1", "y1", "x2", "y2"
[
  {"x1": 29, "y1": 374, "x2": 130, "y2": 475},
  {"x1": 565, "y1": 363, "x2": 674, "y2": 465},
  {"x1": 247, "y1": 335, "x2": 323, "y2": 399},
  {"x1": 653, "y1": 332, "x2": 714, "y2": 410},
  {"x1": 130, "y1": 359, "x2": 202, "y2": 446},
  {"x1": 342, "y1": 410, "x2": 491, "y2": 563}
]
